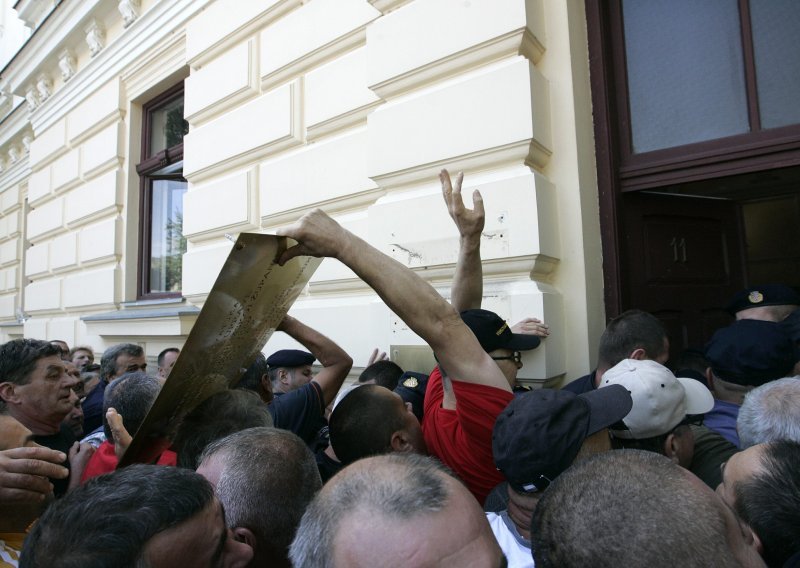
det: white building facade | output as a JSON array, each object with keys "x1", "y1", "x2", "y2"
[{"x1": 0, "y1": 0, "x2": 609, "y2": 385}]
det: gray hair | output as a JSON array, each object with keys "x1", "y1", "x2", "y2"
[
  {"x1": 198, "y1": 427, "x2": 321, "y2": 567},
  {"x1": 531, "y1": 450, "x2": 741, "y2": 568},
  {"x1": 100, "y1": 343, "x2": 143, "y2": 380},
  {"x1": 738, "y1": 377, "x2": 800, "y2": 448},
  {"x1": 102, "y1": 371, "x2": 161, "y2": 443},
  {"x1": 289, "y1": 453, "x2": 450, "y2": 568}
]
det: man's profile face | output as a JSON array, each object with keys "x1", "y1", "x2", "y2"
[
  {"x1": 158, "y1": 350, "x2": 179, "y2": 379},
  {"x1": 331, "y1": 474, "x2": 506, "y2": 568},
  {"x1": 286, "y1": 365, "x2": 313, "y2": 391},
  {"x1": 113, "y1": 352, "x2": 147, "y2": 379},
  {"x1": 143, "y1": 497, "x2": 252, "y2": 568},
  {"x1": 9, "y1": 355, "x2": 80, "y2": 424}
]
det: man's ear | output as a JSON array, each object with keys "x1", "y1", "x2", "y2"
[
  {"x1": 629, "y1": 348, "x2": 647, "y2": 360},
  {"x1": 663, "y1": 433, "x2": 681, "y2": 463},
  {"x1": 390, "y1": 430, "x2": 414, "y2": 453},
  {"x1": 0, "y1": 382, "x2": 20, "y2": 404},
  {"x1": 279, "y1": 369, "x2": 290, "y2": 386},
  {"x1": 232, "y1": 526, "x2": 257, "y2": 549},
  {"x1": 706, "y1": 368, "x2": 716, "y2": 393}
]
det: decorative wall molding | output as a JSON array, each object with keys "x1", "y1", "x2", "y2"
[
  {"x1": 36, "y1": 74, "x2": 53, "y2": 101},
  {"x1": 118, "y1": 0, "x2": 141, "y2": 28},
  {"x1": 58, "y1": 50, "x2": 77, "y2": 82},
  {"x1": 24, "y1": 86, "x2": 39, "y2": 110},
  {"x1": 85, "y1": 19, "x2": 106, "y2": 57}
]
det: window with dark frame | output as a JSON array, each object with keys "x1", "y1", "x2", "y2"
[
  {"x1": 598, "y1": 0, "x2": 800, "y2": 191},
  {"x1": 136, "y1": 83, "x2": 189, "y2": 300}
]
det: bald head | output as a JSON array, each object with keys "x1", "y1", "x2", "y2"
[{"x1": 290, "y1": 454, "x2": 504, "y2": 568}]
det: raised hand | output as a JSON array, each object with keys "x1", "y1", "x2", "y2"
[
  {"x1": 106, "y1": 407, "x2": 133, "y2": 461},
  {"x1": 276, "y1": 209, "x2": 350, "y2": 265},
  {"x1": 441, "y1": 169, "x2": 484, "y2": 241},
  {"x1": 511, "y1": 317, "x2": 550, "y2": 337},
  {"x1": 367, "y1": 348, "x2": 389, "y2": 367}
]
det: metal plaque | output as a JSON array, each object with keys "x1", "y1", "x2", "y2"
[{"x1": 119, "y1": 234, "x2": 321, "y2": 466}]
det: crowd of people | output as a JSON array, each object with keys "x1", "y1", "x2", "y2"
[{"x1": 1, "y1": 169, "x2": 799, "y2": 567}]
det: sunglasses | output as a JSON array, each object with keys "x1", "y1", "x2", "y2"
[{"x1": 491, "y1": 351, "x2": 522, "y2": 365}]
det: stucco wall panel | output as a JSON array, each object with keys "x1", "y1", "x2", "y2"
[
  {"x1": 0, "y1": 240, "x2": 19, "y2": 267},
  {"x1": 182, "y1": 242, "x2": 233, "y2": 297},
  {"x1": 51, "y1": 149, "x2": 81, "y2": 194},
  {"x1": 0, "y1": 267, "x2": 17, "y2": 292},
  {"x1": 367, "y1": 57, "x2": 551, "y2": 187},
  {"x1": 25, "y1": 279, "x2": 62, "y2": 312},
  {"x1": 0, "y1": 294, "x2": 16, "y2": 319},
  {"x1": 183, "y1": 82, "x2": 300, "y2": 179},
  {"x1": 81, "y1": 122, "x2": 124, "y2": 177},
  {"x1": 27, "y1": 198, "x2": 64, "y2": 242},
  {"x1": 184, "y1": 170, "x2": 256, "y2": 240},
  {"x1": 65, "y1": 169, "x2": 122, "y2": 228},
  {"x1": 186, "y1": 0, "x2": 295, "y2": 63},
  {"x1": 68, "y1": 80, "x2": 124, "y2": 144},
  {"x1": 25, "y1": 243, "x2": 49, "y2": 277},
  {"x1": 63, "y1": 267, "x2": 117, "y2": 308},
  {"x1": 185, "y1": 39, "x2": 258, "y2": 124},
  {"x1": 23, "y1": 319, "x2": 48, "y2": 340},
  {"x1": 28, "y1": 168, "x2": 52, "y2": 205},
  {"x1": 78, "y1": 217, "x2": 121, "y2": 265},
  {"x1": 259, "y1": 0, "x2": 379, "y2": 88},
  {"x1": 29, "y1": 118, "x2": 67, "y2": 168},
  {"x1": 0, "y1": 187, "x2": 21, "y2": 213},
  {"x1": 305, "y1": 47, "x2": 381, "y2": 138},
  {"x1": 51, "y1": 233, "x2": 78, "y2": 272},
  {"x1": 367, "y1": 0, "x2": 545, "y2": 97},
  {"x1": 0, "y1": 210, "x2": 20, "y2": 240},
  {"x1": 260, "y1": 129, "x2": 377, "y2": 219}
]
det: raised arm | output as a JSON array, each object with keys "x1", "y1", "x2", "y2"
[
  {"x1": 442, "y1": 170, "x2": 485, "y2": 312},
  {"x1": 277, "y1": 210, "x2": 510, "y2": 393},
  {"x1": 276, "y1": 314, "x2": 353, "y2": 406}
]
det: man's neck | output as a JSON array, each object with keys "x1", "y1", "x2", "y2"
[
  {"x1": 9, "y1": 407, "x2": 61, "y2": 436},
  {"x1": 506, "y1": 488, "x2": 538, "y2": 541}
]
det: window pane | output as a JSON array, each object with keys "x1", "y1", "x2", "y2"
[
  {"x1": 149, "y1": 179, "x2": 187, "y2": 294},
  {"x1": 750, "y1": 0, "x2": 800, "y2": 129},
  {"x1": 149, "y1": 97, "x2": 188, "y2": 156},
  {"x1": 622, "y1": 0, "x2": 749, "y2": 153}
]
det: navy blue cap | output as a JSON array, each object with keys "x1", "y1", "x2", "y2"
[
  {"x1": 726, "y1": 284, "x2": 800, "y2": 315},
  {"x1": 266, "y1": 349, "x2": 315, "y2": 368},
  {"x1": 492, "y1": 385, "x2": 632, "y2": 494},
  {"x1": 460, "y1": 309, "x2": 540, "y2": 353},
  {"x1": 393, "y1": 371, "x2": 429, "y2": 422},
  {"x1": 705, "y1": 320, "x2": 797, "y2": 387}
]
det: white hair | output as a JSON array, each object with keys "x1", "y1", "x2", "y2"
[{"x1": 737, "y1": 377, "x2": 800, "y2": 448}]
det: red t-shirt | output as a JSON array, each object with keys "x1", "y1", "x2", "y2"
[
  {"x1": 81, "y1": 441, "x2": 177, "y2": 483},
  {"x1": 422, "y1": 366, "x2": 514, "y2": 505}
]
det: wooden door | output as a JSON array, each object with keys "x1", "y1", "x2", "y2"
[{"x1": 620, "y1": 192, "x2": 747, "y2": 359}]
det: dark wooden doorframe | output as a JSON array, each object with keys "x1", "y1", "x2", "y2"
[{"x1": 585, "y1": 0, "x2": 800, "y2": 321}]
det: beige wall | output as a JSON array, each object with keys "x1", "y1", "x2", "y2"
[{"x1": 0, "y1": 0, "x2": 605, "y2": 384}]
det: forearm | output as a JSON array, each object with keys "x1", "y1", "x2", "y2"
[
  {"x1": 450, "y1": 235, "x2": 483, "y2": 312},
  {"x1": 279, "y1": 315, "x2": 353, "y2": 405}
]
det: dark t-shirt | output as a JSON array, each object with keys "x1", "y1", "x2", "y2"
[
  {"x1": 689, "y1": 424, "x2": 738, "y2": 489},
  {"x1": 33, "y1": 424, "x2": 76, "y2": 497},
  {"x1": 268, "y1": 381, "x2": 327, "y2": 449},
  {"x1": 315, "y1": 448, "x2": 342, "y2": 484},
  {"x1": 561, "y1": 371, "x2": 597, "y2": 394},
  {"x1": 81, "y1": 378, "x2": 108, "y2": 434}
]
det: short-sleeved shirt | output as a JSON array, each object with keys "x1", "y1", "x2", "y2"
[
  {"x1": 268, "y1": 381, "x2": 327, "y2": 449},
  {"x1": 33, "y1": 424, "x2": 75, "y2": 497},
  {"x1": 486, "y1": 511, "x2": 535, "y2": 568},
  {"x1": 422, "y1": 366, "x2": 514, "y2": 505},
  {"x1": 561, "y1": 371, "x2": 596, "y2": 394}
]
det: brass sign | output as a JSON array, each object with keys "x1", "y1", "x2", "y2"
[{"x1": 119, "y1": 234, "x2": 321, "y2": 466}]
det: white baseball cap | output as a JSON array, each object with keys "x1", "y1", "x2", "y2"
[{"x1": 599, "y1": 359, "x2": 714, "y2": 439}]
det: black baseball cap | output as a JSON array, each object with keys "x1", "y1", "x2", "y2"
[
  {"x1": 460, "y1": 309, "x2": 541, "y2": 353},
  {"x1": 492, "y1": 385, "x2": 632, "y2": 493},
  {"x1": 705, "y1": 319, "x2": 797, "y2": 387}
]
